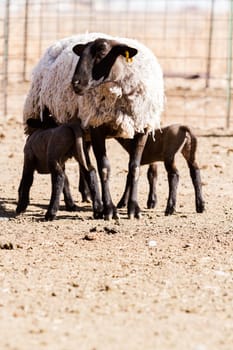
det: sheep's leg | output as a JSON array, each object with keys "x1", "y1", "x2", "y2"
[
  {"x1": 63, "y1": 171, "x2": 78, "y2": 212},
  {"x1": 74, "y1": 132, "x2": 103, "y2": 219},
  {"x1": 79, "y1": 168, "x2": 91, "y2": 202},
  {"x1": 187, "y1": 161, "x2": 205, "y2": 213},
  {"x1": 164, "y1": 158, "x2": 179, "y2": 215},
  {"x1": 117, "y1": 173, "x2": 130, "y2": 208},
  {"x1": 127, "y1": 131, "x2": 148, "y2": 219},
  {"x1": 147, "y1": 163, "x2": 158, "y2": 209},
  {"x1": 16, "y1": 159, "x2": 35, "y2": 214},
  {"x1": 90, "y1": 126, "x2": 117, "y2": 220},
  {"x1": 45, "y1": 163, "x2": 65, "y2": 221}
]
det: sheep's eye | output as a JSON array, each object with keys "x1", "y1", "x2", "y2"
[
  {"x1": 92, "y1": 40, "x2": 108, "y2": 57},
  {"x1": 97, "y1": 43, "x2": 107, "y2": 52}
]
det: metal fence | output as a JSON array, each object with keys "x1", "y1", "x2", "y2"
[{"x1": 1, "y1": 0, "x2": 233, "y2": 129}]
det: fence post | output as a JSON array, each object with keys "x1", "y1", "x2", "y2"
[
  {"x1": 206, "y1": 0, "x2": 215, "y2": 88},
  {"x1": 39, "y1": 0, "x2": 43, "y2": 57},
  {"x1": 226, "y1": 0, "x2": 233, "y2": 128},
  {"x1": 3, "y1": 0, "x2": 10, "y2": 118},
  {"x1": 23, "y1": 0, "x2": 29, "y2": 81}
]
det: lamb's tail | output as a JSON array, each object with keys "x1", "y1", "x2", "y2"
[
  {"x1": 26, "y1": 115, "x2": 59, "y2": 135},
  {"x1": 180, "y1": 125, "x2": 198, "y2": 164}
]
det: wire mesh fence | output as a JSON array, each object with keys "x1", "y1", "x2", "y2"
[{"x1": 0, "y1": 0, "x2": 232, "y2": 129}]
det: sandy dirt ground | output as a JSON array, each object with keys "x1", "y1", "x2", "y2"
[{"x1": 0, "y1": 117, "x2": 233, "y2": 350}]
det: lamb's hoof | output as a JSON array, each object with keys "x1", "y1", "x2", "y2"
[
  {"x1": 196, "y1": 201, "x2": 205, "y2": 213},
  {"x1": 16, "y1": 207, "x2": 26, "y2": 215},
  {"x1": 16, "y1": 202, "x2": 28, "y2": 214},
  {"x1": 165, "y1": 207, "x2": 175, "y2": 216},
  {"x1": 65, "y1": 204, "x2": 78, "y2": 212},
  {"x1": 45, "y1": 212, "x2": 56, "y2": 221}
]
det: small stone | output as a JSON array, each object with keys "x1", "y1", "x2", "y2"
[
  {"x1": 83, "y1": 233, "x2": 96, "y2": 241},
  {"x1": 148, "y1": 240, "x2": 157, "y2": 247},
  {"x1": 0, "y1": 242, "x2": 13, "y2": 250}
]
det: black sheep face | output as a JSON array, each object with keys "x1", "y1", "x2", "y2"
[{"x1": 71, "y1": 38, "x2": 138, "y2": 95}]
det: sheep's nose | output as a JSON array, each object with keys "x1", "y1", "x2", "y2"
[
  {"x1": 72, "y1": 79, "x2": 80, "y2": 88},
  {"x1": 72, "y1": 79, "x2": 85, "y2": 95}
]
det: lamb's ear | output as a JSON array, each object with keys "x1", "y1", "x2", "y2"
[
  {"x1": 26, "y1": 118, "x2": 42, "y2": 128},
  {"x1": 72, "y1": 44, "x2": 87, "y2": 56}
]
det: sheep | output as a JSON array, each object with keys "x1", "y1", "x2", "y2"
[
  {"x1": 24, "y1": 33, "x2": 164, "y2": 219},
  {"x1": 16, "y1": 117, "x2": 102, "y2": 221},
  {"x1": 23, "y1": 33, "x2": 164, "y2": 219},
  {"x1": 116, "y1": 124, "x2": 205, "y2": 215}
]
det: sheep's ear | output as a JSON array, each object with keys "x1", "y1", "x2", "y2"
[
  {"x1": 116, "y1": 45, "x2": 138, "y2": 59},
  {"x1": 72, "y1": 44, "x2": 87, "y2": 56}
]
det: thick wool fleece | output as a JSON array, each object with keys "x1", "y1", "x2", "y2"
[{"x1": 23, "y1": 32, "x2": 164, "y2": 138}]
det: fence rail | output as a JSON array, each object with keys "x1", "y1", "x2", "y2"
[{"x1": 0, "y1": 0, "x2": 232, "y2": 129}]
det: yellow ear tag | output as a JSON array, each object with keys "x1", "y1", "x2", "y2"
[{"x1": 125, "y1": 50, "x2": 133, "y2": 63}]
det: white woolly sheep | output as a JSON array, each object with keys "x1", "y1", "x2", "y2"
[{"x1": 23, "y1": 32, "x2": 164, "y2": 219}]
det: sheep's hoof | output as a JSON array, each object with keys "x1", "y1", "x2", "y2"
[
  {"x1": 103, "y1": 205, "x2": 118, "y2": 220},
  {"x1": 104, "y1": 211, "x2": 119, "y2": 220},
  {"x1": 93, "y1": 211, "x2": 104, "y2": 220},
  {"x1": 93, "y1": 202, "x2": 104, "y2": 219},
  {"x1": 81, "y1": 195, "x2": 91, "y2": 203},
  {"x1": 127, "y1": 202, "x2": 141, "y2": 219},
  {"x1": 128, "y1": 211, "x2": 142, "y2": 220},
  {"x1": 147, "y1": 200, "x2": 157, "y2": 209}
]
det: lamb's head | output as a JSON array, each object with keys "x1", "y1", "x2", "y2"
[{"x1": 71, "y1": 38, "x2": 138, "y2": 95}]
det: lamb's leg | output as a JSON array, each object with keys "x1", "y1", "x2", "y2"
[
  {"x1": 127, "y1": 131, "x2": 148, "y2": 219},
  {"x1": 45, "y1": 163, "x2": 65, "y2": 221},
  {"x1": 187, "y1": 161, "x2": 205, "y2": 213},
  {"x1": 117, "y1": 173, "x2": 130, "y2": 208},
  {"x1": 164, "y1": 158, "x2": 179, "y2": 215},
  {"x1": 63, "y1": 172, "x2": 78, "y2": 211},
  {"x1": 78, "y1": 141, "x2": 91, "y2": 202},
  {"x1": 16, "y1": 158, "x2": 35, "y2": 214},
  {"x1": 90, "y1": 126, "x2": 117, "y2": 220},
  {"x1": 147, "y1": 163, "x2": 158, "y2": 209},
  {"x1": 79, "y1": 165, "x2": 103, "y2": 219}
]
